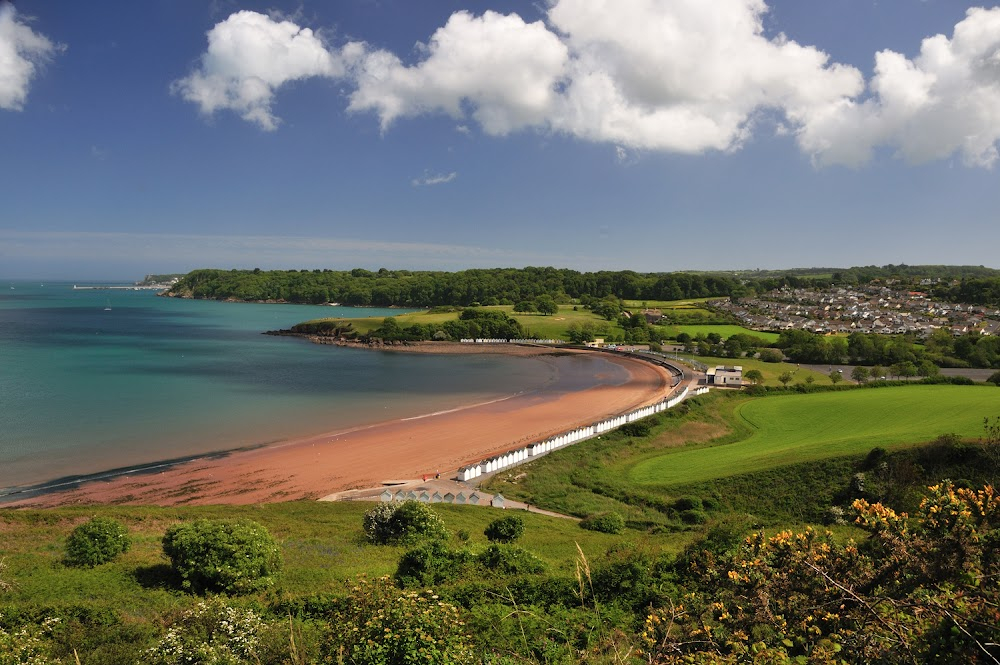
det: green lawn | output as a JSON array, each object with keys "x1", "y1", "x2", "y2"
[
  {"x1": 677, "y1": 353, "x2": 831, "y2": 385},
  {"x1": 669, "y1": 325, "x2": 780, "y2": 342},
  {"x1": 630, "y1": 385, "x2": 997, "y2": 487}
]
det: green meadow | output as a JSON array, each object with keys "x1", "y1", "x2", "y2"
[
  {"x1": 668, "y1": 324, "x2": 780, "y2": 342},
  {"x1": 630, "y1": 385, "x2": 997, "y2": 487},
  {"x1": 677, "y1": 353, "x2": 833, "y2": 385}
]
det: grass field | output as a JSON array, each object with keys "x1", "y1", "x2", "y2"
[
  {"x1": 630, "y1": 385, "x2": 997, "y2": 487},
  {"x1": 677, "y1": 353, "x2": 833, "y2": 385},
  {"x1": 668, "y1": 325, "x2": 780, "y2": 342},
  {"x1": 622, "y1": 298, "x2": 716, "y2": 309}
]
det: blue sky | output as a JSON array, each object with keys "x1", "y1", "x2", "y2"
[{"x1": 2, "y1": 0, "x2": 999, "y2": 280}]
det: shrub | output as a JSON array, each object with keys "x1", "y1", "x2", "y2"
[
  {"x1": 325, "y1": 577, "x2": 474, "y2": 664},
  {"x1": 580, "y1": 512, "x2": 626, "y2": 534},
  {"x1": 395, "y1": 540, "x2": 474, "y2": 588},
  {"x1": 987, "y1": 371, "x2": 1000, "y2": 386},
  {"x1": 679, "y1": 509, "x2": 708, "y2": 525},
  {"x1": 0, "y1": 618, "x2": 58, "y2": 665},
  {"x1": 484, "y1": 515, "x2": 525, "y2": 543},
  {"x1": 758, "y1": 348, "x2": 784, "y2": 363},
  {"x1": 162, "y1": 519, "x2": 282, "y2": 594},
  {"x1": 146, "y1": 598, "x2": 264, "y2": 665},
  {"x1": 619, "y1": 419, "x2": 653, "y2": 437},
  {"x1": 476, "y1": 544, "x2": 545, "y2": 576},
  {"x1": 363, "y1": 500, "x2": 449, "y2": 545},
  {"x1": 673, "y1": 496, "x2": 703, "y2": 512},
  {"x1": 64, "y1": 517, "x2": 131, "y2": 567}
]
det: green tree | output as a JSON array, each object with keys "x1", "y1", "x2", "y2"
[
  {"x1": 363, "y1": 501, "x2": 448, "y2": 545},
  {"x1": 513, "y1": 300, "x2": 536, "y2": 313},
  {"x1": 778, "y1": 371, "x2": 794, "y2": 387},
  {"x1": 851, "y1": 365, "x2": 870, "y2": 383},
  {"x1": 162, "y1": 519, "x2": 282, "y2": 594},
  {"x1": 64, "y1": 517, "x2": 131, "y2": 568},
  {"x1": 871, "y1": 364, "x2": 886, "y2": 380},
  {"x1": 534, "y1": 297, "x2": 558, "y2": 316},
  {"x1": 743, "y1": 369, "x2": 764, "y2": 385},
  {"x1": 988, "y1": 371, "x2": 1000, "y2": 386},
  {"x1": 758, "y1": 348, "x2": 784, "y2": 363},
  {"x1": 829, "y1": 370, "x2": 843, "y2": 384}
]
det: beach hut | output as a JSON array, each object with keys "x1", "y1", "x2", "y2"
[
  {"x1": 443, "y1": 492, "x2": 456, "y2": 503},
  {"x1": 394, "y1": 490, "x2": 406, "y2": 502},
  {"x1": 405, "y1": 491, "x2": 417, "y2": 501},
  {"x1": 418, "y1": 491, "x2": 430, "y2": 503},
  {"x1": 455, "y1": 492, "x2": 467, "y2": 505},
  {"x1": 491, "y1": 494, "x2": 506, "y2": 508},
  {"x1": 469, "y1": 491, "x2": 482, "y2": 505},
  {"x1": 431, "y1": 492, "x2": 443, "y2": 503},
  {"x1": 379, "y1": 490, "x2": 393, "y2": 502}
]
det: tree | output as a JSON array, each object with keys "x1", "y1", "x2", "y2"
[
  {"x1": 871, "y1": 364, "x2": 886, "y2": 380},
  {"x1": 778, "y1": 371, "x2": 794, "y2": 387},
  {"x1": 988, "y1": 371, "x2": 1000, "y2": 387},
  {"x1": 743, "y1": 369, "x2": 764, "y2": 385},
  {"x1": 829, "y1": 370, "x2": 843, "y2": 384},
  {"x1": 851, "y1": 365, "x2": 870, "y2": 383},
  {"x1": 758, "y1": 348, "x2": 784, "y2": 363},
  {"x1": 64, "y1": 517, "x2": 131, "y2": 567},
  {"x1": 513, "y1": 301, "x2": 536, "y2": 313},
  {"x1": 162, "y1": 519, "x2": 282, "y2": 594},
  {"x1": 534, "y1": 297, "x2": 558, "y2": 316}
]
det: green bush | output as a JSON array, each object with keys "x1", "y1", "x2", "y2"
[
  {"x1": 673, "y1": 496, "x2": 703, "y2": 512},
  {"x1": 363, "y1": 501, "x2": 449, "y2": 545},
  {"x1": 146, "y1": 598, "x2": 264, "y2": 664},
  {"x1": 484, "y1": 515, "x2": 525, "y2": 543},
  {"x1": 679, "y1": 509, "x2": 708, "y2": 525},
  {"x1": 162, "y1": 519, "x2": 282, "y2": 594},
  {"x1": 476, "y1": 544, "x2": 545, "y2": 576},
  {"x1": 619, "y1": 419, "x2": 654, "y2": 437},
  {"x1": 580, "y1": 512, "x2": 626, "y2": 534},
  {"x1": 64, "y1": 517, "x2": 131, "y2": 567},
  {"x1": 325, "y1": 576, "x2": 474, "y2": 664},
  {"x1": 987, "y1": 371, "x2": 1000, "y2": 386},
  {"x1": 395, "y1": 540, "x2": 474, "y2": 588}
]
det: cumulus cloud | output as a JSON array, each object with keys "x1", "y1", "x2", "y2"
[
  {"x1": 349, "y1": 10, "x2": 568, "y2": 135},
  {"x1": 0, "y1": 3, "x2": 61, "y2": 111},
  {"x1": 411, "y1": 171, "x2": 458, "y2": 186},
  {"x1": 171, "y1": 10, "x2": 345, "y2": 130},
  {"x1": 797, "y1": 7, "x2": 1000, "y2": 167}
]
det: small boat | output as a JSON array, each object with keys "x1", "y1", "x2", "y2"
[{"x1": 104, "y1": 299, "x2": 112, "y2": 311}]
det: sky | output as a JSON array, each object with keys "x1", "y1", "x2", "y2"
[{"x1": 2, "y1": 0, "x2": 1000, "y2": 280}]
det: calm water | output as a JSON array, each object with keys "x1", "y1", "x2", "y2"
[{"x1": 0, "y1": 282, "x2": 627, "y2": 493}]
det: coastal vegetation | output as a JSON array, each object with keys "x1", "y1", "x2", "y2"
[{"x1": 2, "y1": 379, "x2": 997, "y2": 662}]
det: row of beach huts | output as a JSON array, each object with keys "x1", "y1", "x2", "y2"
[
  {"x1": 378, "y1": 488, "x2": 506, "y2": 508},
  {"x1": 455, "y1": 385, "x2": 710, "y2": 482}
]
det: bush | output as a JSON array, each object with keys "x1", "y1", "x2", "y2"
[
  {"x1": 363, "y1": 501, "x2": 449, "y2": 545},
  {"x1": 758, "y1": 348, "x2": 784, "y2": 363},
  {"x1": 146, "y1": 598, "x2": 264, "y2": 664},
  {"x1": 619, "y1": 419, "x2": 654, "y2": 437},
  {"x1": 988, "y1": 371, "x2": 1000, "y2": 386},
  {"x1": 673, "y1": 496, "x2": 703, "y2": 512},
  {"x1": 64, "y1": 517, "x2": 131, "y2": 567},
  {"x1": 484, "y1": 515, "x2": 525, "y2": 543},
  {"x1": 395, "y1": 540, "x2": 474, "y2": 588},
  {"x1": 325, "y1": 577, "x2": 474, "y2": 664},
  {"x1": 679, "y1": 509, "x2": 708, "y2": 525},
  {"x1": 162, "y1": 519, "x2": 282, "y2": 594},
  {"x1": 476, "y1": 544, "x2": 545, "y2": 576},
  {"x1": 580, "y1": 512, "x2": 626, "y2": 534}
]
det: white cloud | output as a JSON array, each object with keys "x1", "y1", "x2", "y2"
[
  {"x1": 171, "y1": 10, "x2": 345, "y2": 130},
  {"x1": 797, "y1": 7, "x2": 1000, "y2": 168},
  {"x1": 412, "y1": 171, "x2": 458, "y2": 186},
  {"x1": 348, "y1": 10, "x2": 568, "y2": 135},
  {"x1": 0, "y1": 3, "x2": 61, "y2": 111}
]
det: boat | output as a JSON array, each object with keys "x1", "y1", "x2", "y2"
[{"x1": 104, "y1": 299, "x2": 112, "y2": 311}]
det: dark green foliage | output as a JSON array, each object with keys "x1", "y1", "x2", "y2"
[
  {"x1": 476, "y1": 544, "x2": 545, "y2": 576},
  {"x1": 679, "y1": 509, "x2": 708, "y2": 524},
  {"x1": 161, "y1": 519, "x2": 282, "y2": 594},
  {"x1": 988, "y1": 371, "x2": 1000, "y2": 386},
  {"x1": 579, "y1": 512, "x2": 626, "y2": 534},
  {"x1": 395, "y1": 539, "x2": 474, "y2": 587},
  {"x1": 484, "y1": 515, "x2": 525, "y2": 543},
  {"x1": 757, "y1": 348, "x2": 785, "y2": 363},
  {"x1": 64, "y1": 517, "x2": 131, "y2": 567},
  {"x1": 363, "y1": 501, "x2": 449, "y2": 545},
  {"x1": 672, "y1": 496, "x2": 703, "y2": 512},
  {"x1": 619, "y1": 419, "x2": 653, "y2": 437}
]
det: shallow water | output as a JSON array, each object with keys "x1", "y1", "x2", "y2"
[{"x1": 0, "y1": 282, "x2": 626, "y2": 491}]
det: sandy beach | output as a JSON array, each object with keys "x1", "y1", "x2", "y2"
[{"x1": 11, "y1": 348, "x2": 674, "y2": 507}]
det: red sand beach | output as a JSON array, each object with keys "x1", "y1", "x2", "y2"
[{"x1": 13, "y1": 348, "x2": 673, "y2": 507}]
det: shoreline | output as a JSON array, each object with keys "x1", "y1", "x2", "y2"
[{"x1": 6, "y1": 348, "x2": 673, "y2": 508}]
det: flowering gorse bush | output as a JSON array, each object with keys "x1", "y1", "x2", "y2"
[
  {"x1": 639, "y1": 482, "x2": 1000, "y2": 664},
  {"x1": 146, "y1": 599, "x2": 264, "y2": 665},
  {"x1": 325, "y1": 576, "x2": 473, "y2": 664}
]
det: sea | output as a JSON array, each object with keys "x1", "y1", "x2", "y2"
[{"x1": 0, "y1": 281, "x2": 629, "y2": 497}]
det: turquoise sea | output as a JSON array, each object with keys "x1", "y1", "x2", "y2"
[{"x1": 0, "y1": 282, "x2": 628, "y2": 496}]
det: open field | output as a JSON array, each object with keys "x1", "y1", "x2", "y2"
[
  {"x1": 667, "y1": 324, "x2": 780, "y2": 342},
  {"x1": 630, "y1": 385, "x2": 997, "y2": 487},
  {"x1": 622, "y1": 298, "x2": 716, "y2": 309}
]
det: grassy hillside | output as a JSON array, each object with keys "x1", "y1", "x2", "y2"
[{"x1": 630, "y1": 385, "x2": 996, "y2": 486}]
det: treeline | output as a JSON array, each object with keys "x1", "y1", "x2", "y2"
[
  {"x1": 166, "y1": 267, "x2": 752, "y2": 306},
  {"x1": 933, "y1": 276, "x2": 1000, "y2": 306}
]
